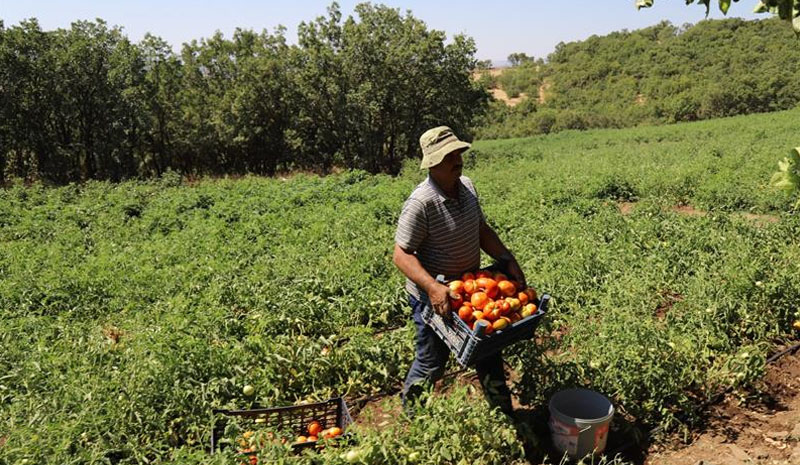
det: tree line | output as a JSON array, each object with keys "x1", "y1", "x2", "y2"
[
  {"x1": 478, "y1": 18, "x2": 800, "y2": 139},
  {"x1": 0, "y1": 3, "x2": 487, "y2": 184}
]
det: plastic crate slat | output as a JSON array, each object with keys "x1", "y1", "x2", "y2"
[
  {"x1": 211, "y1": 397, "x2": 352, "y2": 453},
  {"x1": 423, "y1": 293, "x2": 548, "y2": 367}
]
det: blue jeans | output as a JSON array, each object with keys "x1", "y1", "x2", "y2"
[{"x1": 401, "y1": 295, "x2": 513, "y2": 415}]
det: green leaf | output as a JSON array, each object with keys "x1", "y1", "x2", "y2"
[
  {"x1": 771, "y1": 171, "x2": 793, "y2": 190},
  {"x1": 771, "y1": 147, "x2": 800, "y2": 194},
  {"x1": 790, "y1": 146, "x2": 800, "y2": 164},
  {"x1": 636, "y1": 0, "x2": 654, "y2": 9},
  {"x1": 753, "y1": 1, "x2": 770, "y2": 13},
  {"x1": 720, "y1": 0, "x2": 731, "y2": 14}
]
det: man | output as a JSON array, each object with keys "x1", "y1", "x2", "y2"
[{"x1": 393, "y1": 125, "x2": 527, "y2": 415}]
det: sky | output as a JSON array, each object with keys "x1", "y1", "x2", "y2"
[{"x1": 1, "y1": 1, "x2": 763, "y2": 65}]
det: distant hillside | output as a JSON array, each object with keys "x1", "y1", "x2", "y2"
[{"x1": 476, "y1": 18, "x2": 800, "y2": 139}]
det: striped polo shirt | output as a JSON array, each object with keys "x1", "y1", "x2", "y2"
[{"x1": 395, "y1": 175, "x2": 485, "y2": 301}]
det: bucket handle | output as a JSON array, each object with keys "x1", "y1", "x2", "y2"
[
  {"x1": 576, "y1": 424, "x2": 595, "y2": 458},
  {"x1": 551, "y1": 425, "x2": 591, "y2": 437}
]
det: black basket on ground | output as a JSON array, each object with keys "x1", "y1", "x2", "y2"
[
  {"x1": 422, "y1": 274, "x2": 549, "y2": 368},
  {"x1": 211, "y1": 397, "x2": 353, "y2": 453}
]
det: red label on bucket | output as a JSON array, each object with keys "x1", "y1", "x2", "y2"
[
  {"x1": 549, "y1": 416, "x2": 578, "y2": 456},
  {"x1": 594, "y1": 423, "x2": 609, "y2": 452}
]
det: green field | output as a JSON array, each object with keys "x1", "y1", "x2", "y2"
[{"x1": 2, "y1": 108, "x2": 799, "y2": 464}]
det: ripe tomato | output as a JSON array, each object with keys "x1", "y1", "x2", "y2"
[
  {"x1": 521, "y1": 303, "x2": 537, "y2": 318},
  {"x1": 475, "y1": 277, "x2": 497, "y2": 291},
  {"x1": 492, "y1": 317, "x2": 510, "y2": 331},
  {"x1": 448, "y1": 290, "x2": 463, "y2": 309},
  {"x1": 470, "y1": 292, "x2": 489, "y2": 309},
  {"x1": 485, "y1": 285, "x2": 499, "y2": 300},
  {"x1": 308, "y1": 421, "x2": 322, "y2": 436},
  {"x1": 463, "y1": 279, "x2": 478, "y2": 295},
  {"x1": 497, "y1": 280, "x2": 516, "y2": 297},
  {"x1": 458, "y1": 305, "x2": 474, "y2": 322},
  {"x1": 448, "y1": 280, "x2": 465, "y2": 294},
  {"x1": 497, "y1": 299, "x2": 511, "y2": 315}
]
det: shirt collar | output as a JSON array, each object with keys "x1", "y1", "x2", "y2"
[{"x1": 427, "y1": 175, "x2": 464, "y2": 202}]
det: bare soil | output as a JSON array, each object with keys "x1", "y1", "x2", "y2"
[
  {"x1": 654, "y1": 289, "x2": 683, "y2": 321},
  {"x1": 618, "y1": 201, "x2": 637, "y2": 215},
  {"x1": 670, "y1": 205, "x2": 708, "y2": 217},
  {"x1": 645, "y1": 350, "x2": 800, "y2": 465},
  {"x1": 538, "y1": 79, "x2": 551, "y2": 105},
  {"x1": 472, "y1": 67, "x2": 530, "y2": 107},
  {"x1": 352, "y1": 344, "x2": 800, "y2": 465},
  {"x1": 491, "y1": 88, "x2": 528, "y2": 107},
  {"x1": 472, "y1": 68, "x2": 508, "y2": 80},
  {"x1": 617, "y1": 202, "x2": 780, "y2": 225}
]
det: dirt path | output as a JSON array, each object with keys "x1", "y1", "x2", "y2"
[
  {"x1": 538, "y1": 79, "x2": 551, "y2": 104},
  {"x1": 646, "y1": 350, "x2": 800, "y2": 465},
  {"x1": 618, "y1": 202, "x2": 780, "y2": 225},
  {"x1": 354, "y1": 349, "x2": 800, "y2": 464},
  {"x1": 472, "y1": 67, "x2": 530, "y2": 107},
  {"x1": 490, "y1": 88, "x2": 528, "y2": 107}
]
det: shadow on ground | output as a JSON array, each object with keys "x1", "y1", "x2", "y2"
[{"x1": 510, "y1": 405, "x2": 651, "y2": 465}]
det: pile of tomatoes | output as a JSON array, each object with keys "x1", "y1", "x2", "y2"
[
  {"x1": 294, "y1": 420, "x2": 343, "y2": 444},
  {"x1": 235, "y1": 420, "x2": 345, "y2": 464},
  {"x1": 447, "y1": 270, "x2": 538, "y2": 335}
]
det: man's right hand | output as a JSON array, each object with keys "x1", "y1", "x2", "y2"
[{"x1": 428, "y1": 282, "x2": 452, "y2": 317}]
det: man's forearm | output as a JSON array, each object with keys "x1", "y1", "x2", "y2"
[
  {"x1": 479, "y1": 222, "x2": 527, "y2": 286},
  {"x1": 479, "y1": 222, "x2": 515, "y2": 263}
]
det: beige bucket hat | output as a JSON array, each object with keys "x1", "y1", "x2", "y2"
[{"x1": 419, "y1": 126, "x2": 471, "y2": 169}]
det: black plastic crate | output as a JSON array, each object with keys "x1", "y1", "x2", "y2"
[
  {"x1": 422, "y1": 274, "x2": 549, "y2": 367},
  {"x1": 211, "y1": 397, "x2": 352, "y2": 453}
]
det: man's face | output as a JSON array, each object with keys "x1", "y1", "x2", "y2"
[{"x1": 432, "y1": 149, "x2": 464, "y2": 179}]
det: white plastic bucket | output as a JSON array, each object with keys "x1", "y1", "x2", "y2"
[{"x1": 548, "y1": 388, "x2": 614, "y2": 460}]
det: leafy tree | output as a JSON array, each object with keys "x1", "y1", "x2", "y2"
[
  {"x1": 53, "y1": 20, "x2": 142, "y2": 181},
  {"x1": 0, "y1": 19, "x2": 55, "y2": 182},
  {"x1": 292, "y1": 2, "x2": 487, "y2": 174},
  {"x1": 475, "y1": 59, "x2": 493, "y2": 70},
  {"x1": 477, "y1": 18, "x2": 800, "y2": 139},
  {"x1": 0, "y1": 19, "x2": 144, "y2": 182},
  {"x1": 138, "y1": 34, "x2": 182, "y2": 177},
  {"x1": 507, "y1": 52, "x2": 533, "y2": 67},
  {"x1": 0, "y1": 2, "x2": 488, "y2": 183},
  {"x1": 636, "y1": 0, "x2": 800, "y2": 33}
]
